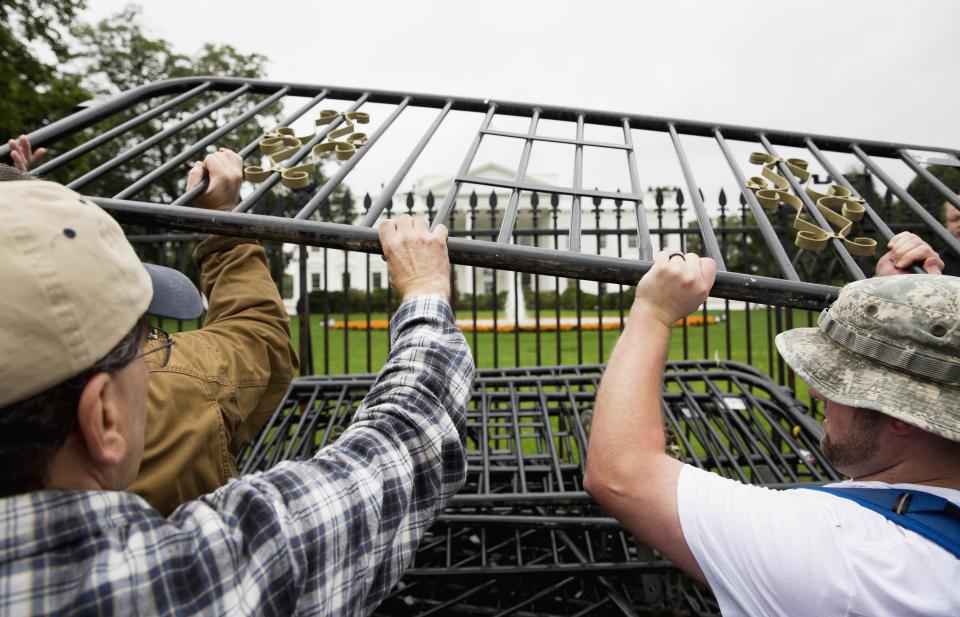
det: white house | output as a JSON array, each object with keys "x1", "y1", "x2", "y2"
[{"x1": 282, "y1": 163, "x2": 685, "y2": 314}]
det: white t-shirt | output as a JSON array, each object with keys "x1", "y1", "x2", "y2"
[{"x1": 677, "y1": 464, "x2": 960, "y2": 616}]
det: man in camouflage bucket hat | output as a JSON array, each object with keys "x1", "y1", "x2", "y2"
[
  {"x1": 777, "y1": 274, "x2": 960, "y2": 446},
  {"x1": 585, "y1": 253, "x2": 959, "y2": 617}
]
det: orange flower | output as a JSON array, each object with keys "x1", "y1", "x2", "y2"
[{"x1": 327, "y1": 314, "x2": 717, "y2": 333}]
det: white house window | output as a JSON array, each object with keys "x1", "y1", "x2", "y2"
[
  {"x1": 372, "y1": 272, "x2": 383, "y2": 288},
  {"x1": 627, "y1": 233, "x2": 638, "y2": 248},
  {"x1": 311, "y1": 273, "x2": 321, "y2": 289}
]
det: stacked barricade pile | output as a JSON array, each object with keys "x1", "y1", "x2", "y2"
[{"x1": 238, "y1": 361, "x2": 840, "y2": 617}]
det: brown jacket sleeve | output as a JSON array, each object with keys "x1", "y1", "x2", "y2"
[{"x1": 129, "y1": 236, "x2": 298, "y2": 515}]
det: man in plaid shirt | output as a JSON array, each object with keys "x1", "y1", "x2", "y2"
[{"x1": 0, "y1": 179, "x2": 473, "y2": 616}]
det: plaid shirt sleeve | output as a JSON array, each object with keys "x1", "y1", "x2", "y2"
[{"x1": 164, "y1": 294, "x2": 473, "y2": 615}]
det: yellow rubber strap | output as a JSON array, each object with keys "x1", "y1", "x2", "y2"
[
  {"x1": 243, "y1": 110, "x2": 371, "y2": 188},
  {"x1": 243, "y1": 165, "x2": 273, "y2": 183},
  {"x1": 746, "y1": 153, "x2": 876, "y2": 256}
]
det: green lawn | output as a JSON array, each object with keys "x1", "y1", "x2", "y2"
[{"x1": 156, "y1": 306, "x2": 818, "y2": 408}]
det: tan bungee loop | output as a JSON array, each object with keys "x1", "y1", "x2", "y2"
[
  {"x1": 745, "y1": 152, "x2": 876, "y2": 256},
  {"x1": 244, "y1": 110, "x2": 370, "y2": 189}
]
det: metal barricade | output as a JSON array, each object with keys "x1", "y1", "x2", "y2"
[{"x1": 238, "y1": 362, "x2": 837, "y2": 616}]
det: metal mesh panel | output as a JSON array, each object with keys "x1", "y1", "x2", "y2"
[{"x1": 237, "y1": 361, "x2": 837, "y2": 616}]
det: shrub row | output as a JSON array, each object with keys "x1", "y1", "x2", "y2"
[{"x1": 304, "y1": 285, "x2": 639, "y2": 313}]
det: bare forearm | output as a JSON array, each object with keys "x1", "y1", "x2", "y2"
[
  {"x1": 589, "y1": 302, "x2": 672, "y2": 475},
  {"x1": 583, "y1": 251, "x2": 714, "y2": 582}
]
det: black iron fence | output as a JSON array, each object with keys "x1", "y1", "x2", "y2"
[{"x1": 125, "y1": 164, "x2": 947, "y2": 406}]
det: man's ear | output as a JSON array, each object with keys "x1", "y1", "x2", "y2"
[
  {"x1": 888, "y1": 418, "x2": 917, "y2": 437},
  {"x1": 76, "y1": 373, "x2": 127, "y2": 466}
]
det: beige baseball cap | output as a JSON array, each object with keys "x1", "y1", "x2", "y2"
[{"x1": 0, "y1": 180, "x2": 201, "y2": 408}]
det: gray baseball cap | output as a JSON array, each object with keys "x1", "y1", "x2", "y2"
[
  {"x1": 776, "y1": 274, "x2": 960, "y2": 443},
  {"x1": 142, "y1": 263, "x2": 203, "y2": 321}
]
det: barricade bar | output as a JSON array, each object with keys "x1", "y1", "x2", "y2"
[
  {"x1": 365, "y1": 100, "x2": 452, "y2": 227},
  {"x1": 622, "y1": 119, "x2": 654, "y2": 261},
  {"x1": 66, "y1": 84, "x2": 252, "y2": 191},
  {"x1": 496, "y1": 110, "x2": 540, "y2": 244},
  {"x1": 430, "y1": 104, "x2": 496, "y2": 230},
  {"x1": 714, "y1": 128, "x2": 799, "y2": 280},
  {"x1": 4, "y1": 76, "x2": 953, "y2": 158},
  {"x1": 114, "y1": 87, "x2": 289, "y2": 200},
  {"x1": 669, "y1": 123, "x2": 726, "y2": 270},
  {"x1": 5, "y1": 75, "x2": 958, "y2": 310},
  {"x1": 569, "y1": 115, "x2": 585, "y2": 253},
  {"x1": 853, "y1": 144, "x2": 960, "y2": 257},
  {"x1": 32, "y1": 82, "x2": 214, "y2": 176},
  {"x1": 93, "y1": 198, "x2": 839, "y2": 309},
  {"x1": 172, "y1": 89, "x2": 331, "y2": 206},
  {"x1": 898, "y1": 149, "x2": 960, "y2": 211},
  {"x1": 481, "y1": 128, "x2": 633, "y2": 151}
]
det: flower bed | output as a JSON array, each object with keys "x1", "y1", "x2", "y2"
[{"x1": 327, "y1": 314, "x2": 720, "y2": 332}]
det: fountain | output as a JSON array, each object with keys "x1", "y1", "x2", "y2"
[{"x1": 504, "y1": 273, "x2": 528, "y2": 325}]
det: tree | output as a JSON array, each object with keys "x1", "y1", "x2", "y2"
[
  {"x1": 70, "y1": 6, "x2": 346, "y2": 213},
  {"x1": 846, "y1": 163, "x2": 960, "y2": 252},
  {"x1": 3, "y1": 4, "x2": 343, "y2": 290},
  {"x1": 4, "y1": 3, "x2": 363, "y2": 299},
  {"x1": 906, "y1": 164, "x2": 960, "y2": 219},
  {"x1": 0, "y1": 0, "x2": 89, "y2": 150},
  {"x1": 61, "y1": 5, "x2": 278, "y2": 201}
]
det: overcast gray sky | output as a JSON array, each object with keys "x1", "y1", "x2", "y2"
[{"x1": 82, "y1": 0, "x2": 960, "y2": 204}]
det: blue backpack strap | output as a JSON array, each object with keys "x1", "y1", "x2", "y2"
[{"x1": 799, "y1": 486, "x2": 960, "y2": 558}]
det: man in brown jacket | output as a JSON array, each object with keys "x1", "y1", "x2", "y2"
[
  {"x1": 2, "y1": 144, "x2": 298, "y2": 515},
  {"x1": 128, "y1": 149, "x2": 298, "y2": 514}
]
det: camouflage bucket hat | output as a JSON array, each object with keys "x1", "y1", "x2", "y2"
[{"x1": 775, "y1": 274, "x2": 960, "y2": 443}]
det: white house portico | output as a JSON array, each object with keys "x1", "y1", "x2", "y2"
[{"x1": 282, "y1": 163, "x2": 684, "y2": 314}]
